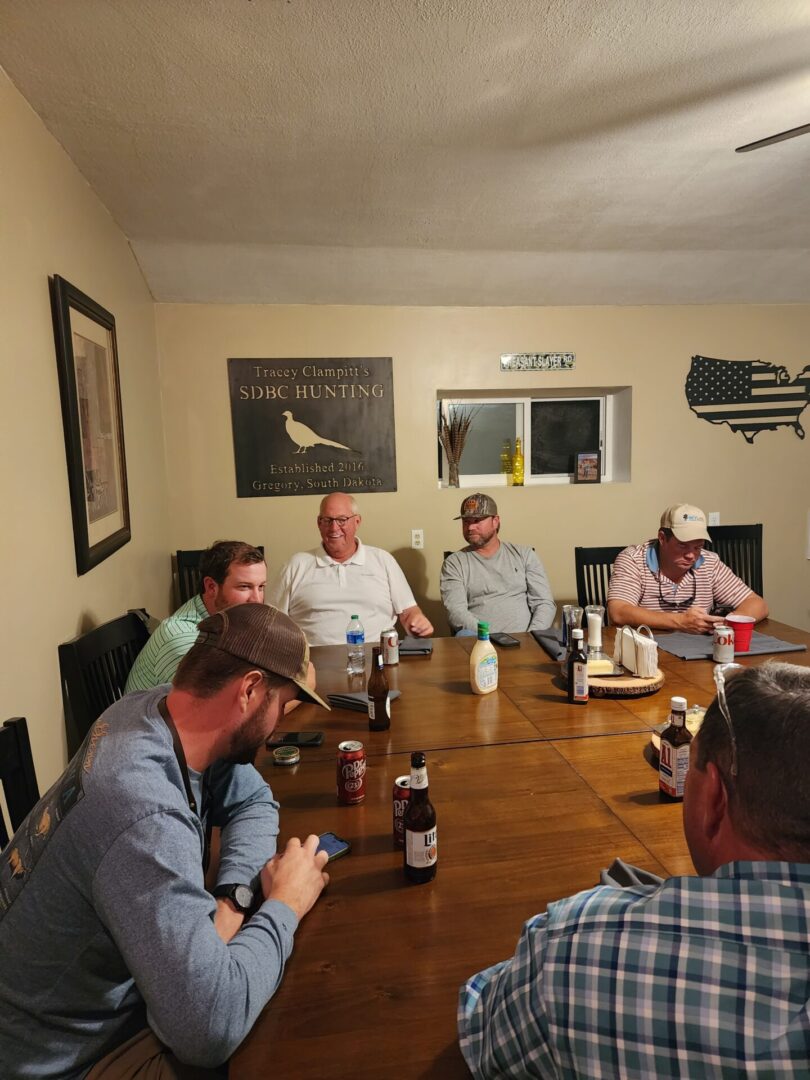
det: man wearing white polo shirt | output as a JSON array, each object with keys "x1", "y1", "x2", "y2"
[
  {"x1": 607, "y1": 503, "x2": 768, "y2": 633},
  {"x1": 268, "y1": 492, "x2": 433, "y2": 646}
]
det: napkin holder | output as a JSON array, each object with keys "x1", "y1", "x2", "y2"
[{"x1": 613, "y1": 625, "x2": 658, "y2": 678}]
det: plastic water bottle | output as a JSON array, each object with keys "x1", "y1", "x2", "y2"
[{"x1": 346, "y1": 614, "x2": 366, "y2": 674}]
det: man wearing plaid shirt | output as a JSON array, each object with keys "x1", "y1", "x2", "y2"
[{"x1": 459, "y1": 662, "x2": 810, "y2": 1078}]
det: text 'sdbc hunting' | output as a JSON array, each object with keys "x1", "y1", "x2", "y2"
[{"x1": 228, "y1": 358, "x2": 397, "y2": 497}]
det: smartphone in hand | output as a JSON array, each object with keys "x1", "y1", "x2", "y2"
[
  {"x1": 317, "y1": 832, "x2": 351, "y2": 862},
  {"x1": 266, "y1": 731, "x2": 325, "y2": 748}
]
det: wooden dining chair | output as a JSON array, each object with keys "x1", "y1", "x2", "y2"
[
  {"x1": 58, "y1": 611, "x2": 151, "y2": 758},
  {"x1": 0, "y1": 717, "x2": 40, "y2": 849},
  {"x1": 174, "y1": 546, "x2": 265, "y2": 606},
  {"x1": 574, "y1": 546, "x2": 626, "y2": 625},
  {"x1": 706, "y1": 524, "x2": 763, "y2": 596}
]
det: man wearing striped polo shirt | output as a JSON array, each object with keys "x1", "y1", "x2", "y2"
[
  {"x1": 126, "y1": 540, "x2": 266, "y2": 691},
  {"x1": 606, "y1": 503, "x2": 767, "y2": 633}
]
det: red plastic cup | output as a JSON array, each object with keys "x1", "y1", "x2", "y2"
[{"x1": 727, "y1": 614, "x2": 755, "y2": 652}]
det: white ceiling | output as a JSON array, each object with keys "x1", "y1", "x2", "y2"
[{"x1": 3, "y1": 0, "x2": 810, "y2": 305}]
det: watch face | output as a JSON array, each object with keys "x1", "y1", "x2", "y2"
[
  {"x1": 216, "y1": 883, "x2": 253, "y2": 912},
  {"x1": 233, "y1": 884, "x2": 253, "y2": 911}
]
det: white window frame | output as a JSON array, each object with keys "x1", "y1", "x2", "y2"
[{"x1": 438, "y1": 392, "x2": 615, "y2": 488}]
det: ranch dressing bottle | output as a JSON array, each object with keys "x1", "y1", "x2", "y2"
[{"x1": 470, "y1": 621, "x2": 498, "y2": 695}]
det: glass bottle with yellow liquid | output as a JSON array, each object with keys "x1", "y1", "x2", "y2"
[{"x1": 512, "y1": 436, "x2": 525, "y2": 486}]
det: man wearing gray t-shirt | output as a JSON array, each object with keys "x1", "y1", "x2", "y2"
[{"x1": 440, "y1": 493, "x2": 556, "y2": 635}]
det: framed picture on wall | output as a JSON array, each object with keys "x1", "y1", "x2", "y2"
[
  {"x1": 50, "y1": 274, "x2": 131, "y2": 574},
  {"x1": 573, "y1": 450, "x2": 601, "y2": 484}
]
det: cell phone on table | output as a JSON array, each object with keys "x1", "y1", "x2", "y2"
[
  {"x1": 265, "y1": 731, "x2": 325, "y2": 748},
  {"x1": 317, "y1": 831, "x2": 351, "y2": 862},
  {"x1": 490, "y1": 633, "x2": 520, "y2": 648}
]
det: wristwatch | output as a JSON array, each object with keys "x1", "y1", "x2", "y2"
[{"x1": 213, "y1": 883, "x2": 254, "y2": 913}]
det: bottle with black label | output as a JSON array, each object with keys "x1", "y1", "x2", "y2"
[
  {"x1": 659, "y1": 696, "x2": 692, "y2": 801},
  {"x1": 404, "y1": 750, "x2": 437, "y2": 884},
  {"x1": 567, "y1": 628, "x2": 588, "y2": 705},
  {"x1": 367, "y1": 646, "x2": 390, "y2": 731}
]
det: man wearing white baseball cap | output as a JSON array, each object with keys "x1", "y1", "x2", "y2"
[{"x1": 607, "y1": 503, "x2": 768, "y2": 634}]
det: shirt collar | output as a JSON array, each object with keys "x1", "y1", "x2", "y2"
[
  {"x1": 315, "y1": 538, "x2": 365, "y2": 567},
  {"x1": 192, "y1": 593, "x2": 210, "y2": 619},
  {"x1": 712, "y1": 861, "x2": 810, "y2": 885},
  {"x1": 645, "y1": 540, "x2": 704, "y2": 574}
]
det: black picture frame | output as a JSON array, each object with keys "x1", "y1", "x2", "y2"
[
  {"x1": 50, "y1": 275, "x2": 131, "y2": 574},
  {"x1": 573, "y1": 450, "x2": 601, "y2": 484}
]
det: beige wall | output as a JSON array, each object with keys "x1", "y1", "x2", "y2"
[
  {"x1": 155, "y1": 303, "x2": 810, "y2": 634},
  {"x1": 4, "y1": 63, "x2": 808, "y2": 790},
  {"x1": 1, "y1": 73, "x2": 170, "y2": 787}
]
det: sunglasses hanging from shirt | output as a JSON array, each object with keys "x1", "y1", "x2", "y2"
[{"x1": 656, "y1": 568, "x2": 697, "y2": 610}]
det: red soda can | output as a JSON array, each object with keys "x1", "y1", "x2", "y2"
[
  {"x1": 337, "y1": 740, "x2": 367, "y2": 804},
  {"x1": 392, "y1": 774, "x2": 410, "y2": 847}
]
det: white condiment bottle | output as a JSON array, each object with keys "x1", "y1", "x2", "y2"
[{"x1": 470, "y1": 621, "x2": 498, "y2": 695}]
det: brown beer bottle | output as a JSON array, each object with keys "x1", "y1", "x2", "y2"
[
  {"x1": 367, "y1": 646, "x2": 390, "y2": 731},
  {"x1": 658, "y1": 696, "x2": 692, "y2": 802},
  {"x1": 403, "y1": 751, "x2": 437, "y2": 884},
  {"x1": 567, "y1": 628, "x2": 588, "y2": 705}
]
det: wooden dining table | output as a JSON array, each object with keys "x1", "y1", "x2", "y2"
[{"x1": 230, "y1": 620, "x2": 809, "y2": 1079}]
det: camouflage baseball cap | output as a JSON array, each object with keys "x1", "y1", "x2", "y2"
[{"x1": 455, "y1": 493, "x2": 499, "y2": 520}]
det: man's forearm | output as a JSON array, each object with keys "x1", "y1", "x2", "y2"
[
  {"x1": 209, "y1": 766, "x2": 281, "y2": 885},
  {"x1": 607, "y1": 600, "x2": 684, "y2": 631},
  {"x1": 214, "y1": 898, "x2": 245, "y2": 943},
  {"x1": 528, "y1": 597, "x2": 557, "y2": 632},
  {"x1": 399, "y1": 604, "x2": 434, "y2": 637},
  {"x1": 733, "y1": 593, "x2": 768, "y2": 623},
  {"x1": 440, "y1": 571, "x2": 478, "y2": 634}
]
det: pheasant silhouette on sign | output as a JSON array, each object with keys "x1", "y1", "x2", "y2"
[
  {"x1": 282, "y1": 410, "x2": 358, "y2": 454},
  {"x1": 685, "y1": 355, "x2": 810, "y2": 444}
]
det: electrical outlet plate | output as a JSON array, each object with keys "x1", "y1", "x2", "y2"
[
  {"x1": 708, "y1": 512, "x2": 720, "y2": 526},
  {"x1": 411, "y1": 529, "x2": 424, "y2": 550}
]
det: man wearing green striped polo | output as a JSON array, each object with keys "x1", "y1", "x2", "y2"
[{"x1": 125, "y1": 540, "x2": 266, "y2": 692}]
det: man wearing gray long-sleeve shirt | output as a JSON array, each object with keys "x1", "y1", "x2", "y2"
[
  {"x1": 441, "y1": 493, "x2": 556, "y2": 635},
  {"x1": 0, "y1": 603, "x2": 330, "y2": 1079}
]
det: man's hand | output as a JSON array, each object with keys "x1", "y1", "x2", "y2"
[
  {"x1": 260, "y1": 835, "x2": 330, "y2": 921},
  {"x1": 400, "y1": 605, "x2": 433, "y2": 637},
  {"x1": 678, "y1": 606, "x2": 722, "y2": 634}
]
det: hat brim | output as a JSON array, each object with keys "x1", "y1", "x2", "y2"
[
  {"x1": 295, "y1": 681, "x2": 331, "y2": 710},
  {"x1": 670, "y1": 524, "x2": 712, "y2": 542}
]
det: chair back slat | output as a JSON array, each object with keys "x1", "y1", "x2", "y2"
[
  {"x1": 0, "y1": 717, "x2": 40, "y2": 849},
  {"x1": 574, "y1": 546, "x2": 626, "y2": 625},
  {"x1": 58, "y1": 612, "x2": 151, "y2": 758},
  {"x1": 706, "y1": 524, "x2": 763, "y2": 596}
]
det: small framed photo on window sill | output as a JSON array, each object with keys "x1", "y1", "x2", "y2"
[{"x1": 573, "y1": 450, "x2": 601, "y2": 484}]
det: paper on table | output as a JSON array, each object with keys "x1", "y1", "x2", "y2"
[
  {"x1": 532, "y1": 630, "x2": 566, "y2": 661},
  {"x1": 655, "y1": 631, "x2": 806, "y2": 661}
]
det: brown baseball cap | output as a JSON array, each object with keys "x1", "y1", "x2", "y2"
[
  {"x1": 195, "y1": 603, "x2": 330, "y2": 709},
  {"x1": 659, "y1": 503, "x2": 712, "y2": 543},
  {"x1": 455, "y1": 492, "x2": 499, "y2": 520}
]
